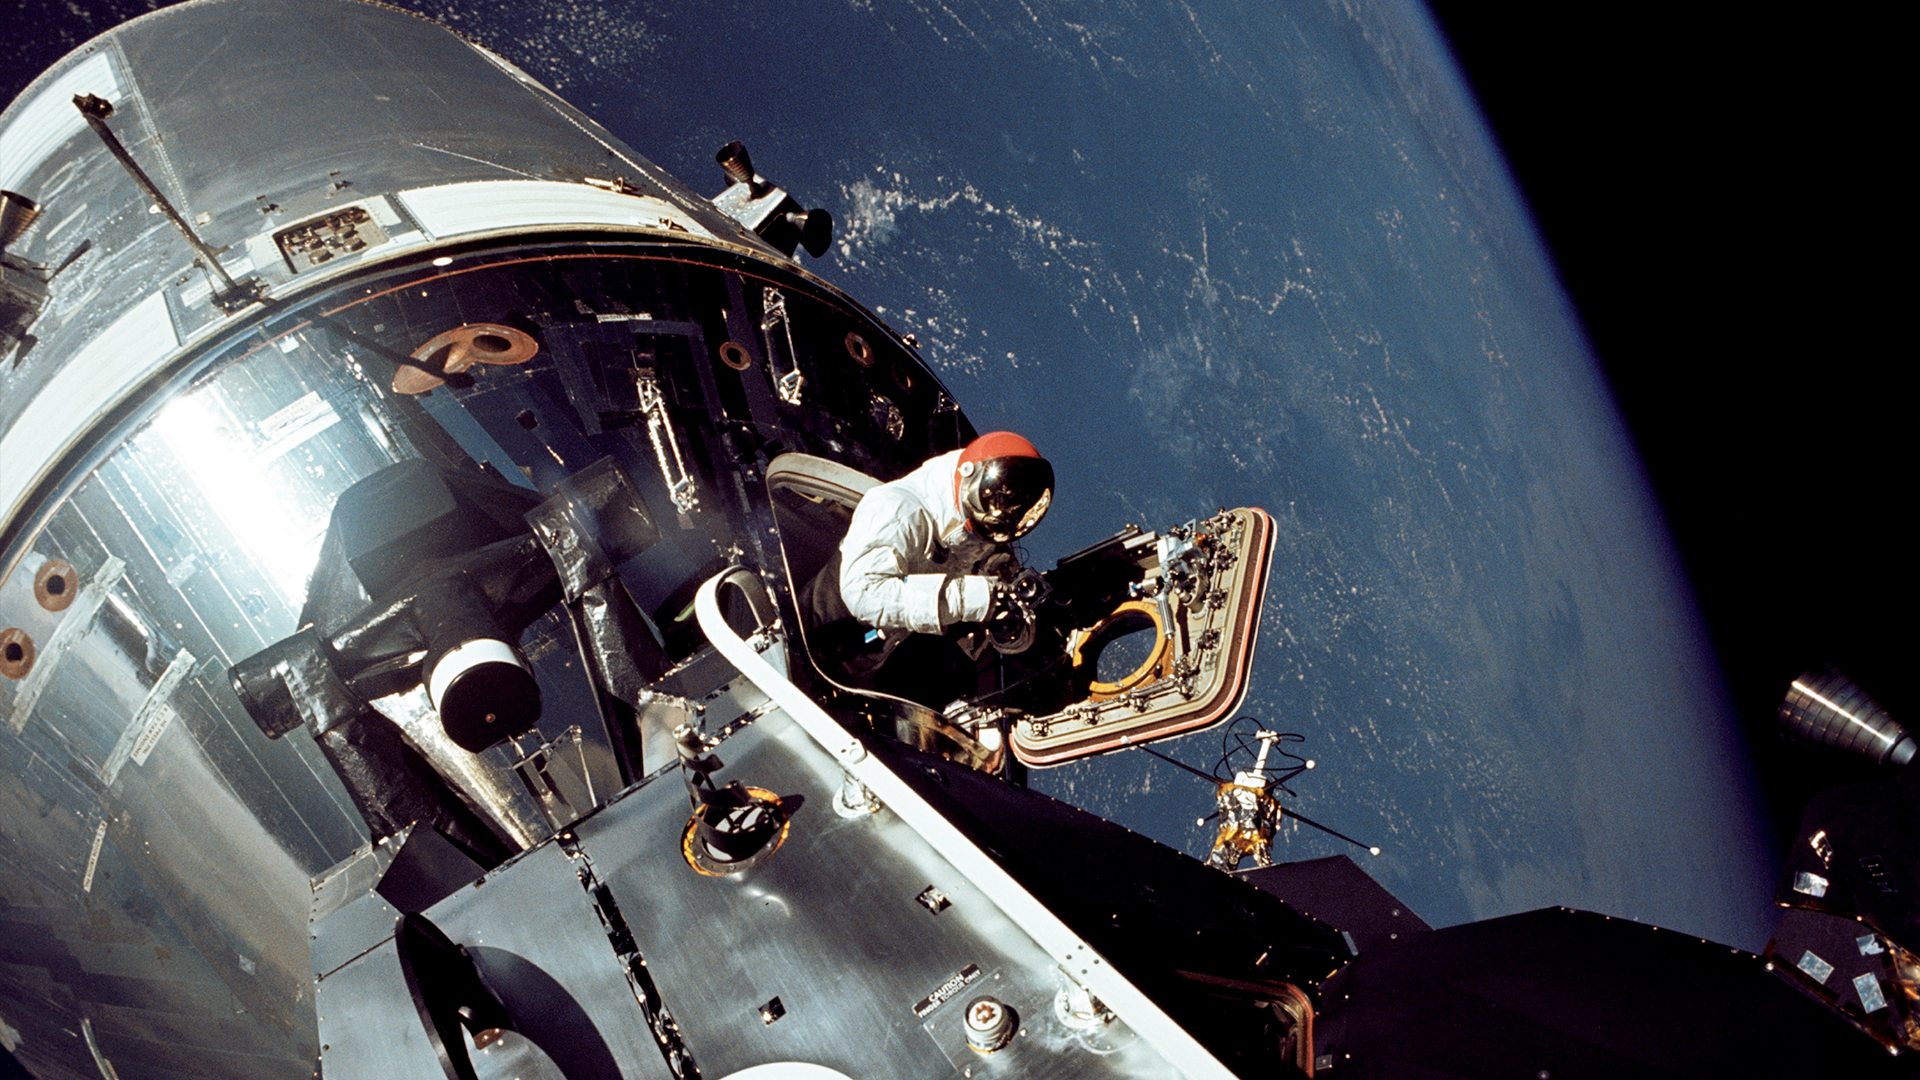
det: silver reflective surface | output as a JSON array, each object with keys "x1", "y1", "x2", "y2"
[
  {"x1": 308, "y1": 842, "x2": 402, "y2": 983},
  {"x1": 311, "y1": 702, "x2": 1183, "y2": 1080},
  {"x1": 1, "y1": 223, "x2": 956, "y2": 1077},
  {"x1": 2, "y1": 1, "x2": 974, "y2": 1073},
  {"x1": 369, "y1": 685, "x2": 547, "y2": 850},
  {"x1": 317, "y1": 840, "x2": 679, "y2": 1080},
  {"x1": 572, "y1": 712, "x2": 1176, "y2": 1079},
  {"x1": 312, "y1": 937, "x2": 443, "y2": 1079},
  {"x1": 0, "y1": 249, "x2": 752, "y2": 1077},
  {"x1": 0, "y1": 0, "x2": 769, "y2": 543},
  {"x1": 0, "y1": 342, "x2": 369, "y2": 1069}
]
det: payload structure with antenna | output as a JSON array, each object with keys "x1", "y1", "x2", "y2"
[
  {"x1": 1207, "y1": 729, "x2": 1293, "y2": 871},
  {"x1": 1765, "y1": 669, "x2": 1920, "y2": 1053}
]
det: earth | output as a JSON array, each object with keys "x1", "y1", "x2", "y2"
[{"x1": 2, "y1": 0, "x2": 1789, "y2": 952}]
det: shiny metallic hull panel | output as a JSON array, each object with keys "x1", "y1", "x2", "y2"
[{"x1": 314, "y1": 702, "x2": 1183, "y2": 1079}]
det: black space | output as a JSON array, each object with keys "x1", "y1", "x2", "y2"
[{"x1": 1424, "y1": 5, "x2": 1907, "y2": 854}]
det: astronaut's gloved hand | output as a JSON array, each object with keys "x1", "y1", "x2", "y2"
[{"x1": 980, "y1": 549, "x2": 1021, "y2": 582}]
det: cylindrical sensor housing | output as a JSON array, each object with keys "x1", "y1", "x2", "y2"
[
  {"x1": 1779, "y1": 668, "x2": 1913, "y2": 767},
  {"x1": 427, "y1": 637, "x2": 542, "y2": 752},
  {"x1": 964, "y1": 995, "x2": 1018, "y2": 1053}
]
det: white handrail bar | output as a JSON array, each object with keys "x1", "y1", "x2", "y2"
[{"x1": 694, "y1": 569, "x2": 1235, "y2": 1080}]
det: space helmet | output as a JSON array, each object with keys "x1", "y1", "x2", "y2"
[{"x1": 954, "y1": 432, "x2": 1054, "y2": 543}]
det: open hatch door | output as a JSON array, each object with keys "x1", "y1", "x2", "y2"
[
  {"x1": 1011, "y1": 507, "x2": 1276, "y2": 766},
  {"x1": 762, "y1": 453, "x2": 1275, "y2": 770}
]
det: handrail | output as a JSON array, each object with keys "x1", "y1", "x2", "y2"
[
  {"x1": 693, "y1": 568, "x2": 1237, "y2": 1080},
  {"x1": 710, "y1": 564, "x2": 782, "y2": 649}
]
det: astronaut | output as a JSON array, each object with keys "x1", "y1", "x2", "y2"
[{"x1": 813, "y1": 432, "x2": 1053, "y2": 708}]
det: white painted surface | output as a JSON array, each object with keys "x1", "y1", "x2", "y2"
[
  {"x1": 0, "y1": 293, "x2": 177, "y2": 537},
  {"x1": 428, "y1": 637, "x2": 525, "y2": 711},
  {"x1": 398, "y1": 181, "x2": 715, "y2": 241},
  {"x1": 0, "y1": 51, "x2": 121, "y2": 190},
  {"x1": 694, "y1": 572, "x2": 1237, "y2": 1080},
  {"x1": 714, "y1": 1066, "x2": 858, "y2": 1080}
]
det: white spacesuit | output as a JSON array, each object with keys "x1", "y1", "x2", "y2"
[
  {"x1": 837, "y1": 448, "x2": 998, "y2": 635},
  {"x1": 824, "y1": 432, "x2": 1054, "y2": 707}
]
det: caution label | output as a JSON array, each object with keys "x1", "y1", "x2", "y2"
[{"x1": 913, "y1": 963, "x2": 983, "y2": 1018}]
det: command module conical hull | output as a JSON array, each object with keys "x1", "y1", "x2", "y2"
[{"x1": 0, "y1": 3, "x2": 1907, "y2": 1079}]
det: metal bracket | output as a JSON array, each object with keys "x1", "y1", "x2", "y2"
[
  {"x1": 833, "y1": 770, "x2": 881, "y2": 817},
  {"x1": 72, "y1": 94, "x2": 265, "y2": 314},
  {"x1": 761, "y1": 287, "x2": 804, "y2": 405},
  {"x1": 555, "y1": 831, "x2": 701, "y2": 1079},
  {"x1": 636, "y1": 372, "x2": 700, "y2": 513},
  {"x1": 508, "y1": 726, "x2": 597, "y2": 832}
]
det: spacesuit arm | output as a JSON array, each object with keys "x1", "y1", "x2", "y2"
[{"x1": 839, "y1": 489, "x2": 993, "y2": 634}]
